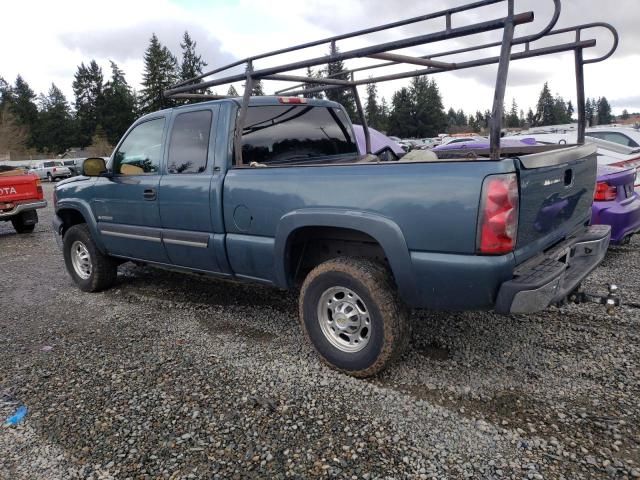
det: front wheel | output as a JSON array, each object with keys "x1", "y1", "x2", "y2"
[
  {"x1": 299, "y1": 257, "x2": 410, "y2": 377},
  {"x1": 63, "y1": 224, "x2": 118, "y2": 292}
]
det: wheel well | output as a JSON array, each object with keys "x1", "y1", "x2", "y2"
[
  {"x1": 286, "y1": 226, "x2": 389, "y2": 287},
  {"x1": 58, "y1": 208, "x2": 86, "y2": 236}
]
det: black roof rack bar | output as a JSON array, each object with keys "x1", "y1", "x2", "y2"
[
  {"x1": 367, "y1": 53, "x2": 455, "y2": 69},
  {"x1": 281, "y1": 39, "x2": 596, "y2": 95},
  {"x1": 276, "y1": 22, "x2": 614, "y2": 95},
  {"x1": 164, "y1": 10, "x2": 534, "y2": 97},
  {"x1": 169, "y1": 0, "x2": 515, "y2": 90},
  {"x1": 164, "y1": 0, "x2": 617, "y2": 165}
]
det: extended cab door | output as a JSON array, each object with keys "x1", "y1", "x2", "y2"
[
  {"x1": 91, "y1": 116, "x2": 169, "y2": 263},
  {"x1": 158, "y1": 106, "x2": 225, "y2": 273}
]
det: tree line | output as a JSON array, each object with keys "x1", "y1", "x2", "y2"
[
  {"x1": 0, "y1": 31, "x2": 209, "y2": 157},
  {"x1": 0, "y1": 31, "x2": 620, "y2": 158}
]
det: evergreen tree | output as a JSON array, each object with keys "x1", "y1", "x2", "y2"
[
  {"x1": 140, "y1": 34, "x2": 179, "y2": 113},
  {"x1": 325, "y1": 44, "x2": 356, "y2": 121},
  {"x1": 535, "y1": 82, "x2": 555, "y2": 126},
  {"x1": 585, "y1": 98, "x2": 595, "y2": 126},
  {"x1": 73, "y1": 60, "x2": 105, "y2": 147},
  {"x1": 446, "y1": 107, "x2": 457, "y2": 130},
  {"x1": 455, "y1": 109, "x2": 467, "y2": 127},
  {"x1": 410, "y1": 76, "x2": 446, "y2": 137},
  {"x1": 621, "y1": 109, "x2": 630, "y2": 121},
  {"x1": 506, "y1": 98, "x2": 520, "y2": 128},
  {"x1": 302, "y1": 67, "x2": 324, "y2": 99},
  {"x1": 519, "y1": 109, "x2": 525, "y2": 128},
  {"x1": 364, "y1": 82, "x2": 380, "y2": 129},
  {"x1": 9, "y1": 75, "x2": 38, "y2": 147},
  {"x1": 387, "y1": 87, "x2": 413, "y2": 137},
  {"x1": 34, "y1": 84, "x2": 73, "y2": 154},
  {"x1": 597, "y1": 97, "x2": 613, "y2": 125},
  {"x1": 102, "y1": 61, "x2": 136, "y2": 145},
  {"x1": 526, "y1": 108, "x2": 535, "y2": 127},
  {"x1": 378, "y1": 97, "x2": 389, "y2": 133},
  {"x1": 227, "y1": 85, "x2": 239, "y2": 96},
  {"x1": 180, "y1": 31, "x2": 207, "y2": 84},
  {"x1": 566, "y1": 100, "x2": 574, "y2": 120},
  {"x1": 0, "y1": 76, "x2": 11, "y2": 109}
]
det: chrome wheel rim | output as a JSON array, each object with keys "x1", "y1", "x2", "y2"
[
  {"x1": 317, "y1": 287, "x2": 371, "y2": 353},
  {"x1": 71, "y1": 240, "x2": 92, "y2": 280}
]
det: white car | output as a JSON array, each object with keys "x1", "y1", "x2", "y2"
[
  {"x1": 439, "y1": 135, "x2": 487, "y2": 146},
  {"x1": 504, "y1": 127, "x2": 640, "y2": 190},
  {"x1": 31, "y1": 160, "x2": 72, "y2": 182}
]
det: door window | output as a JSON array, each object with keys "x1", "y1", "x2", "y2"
[
  {"x1": 589, "y1": 131, "x2": 639, "y2": 148},
  {"x1": 167, "y1": 110, "x2": 213, "y2": 174},
  {"x1": 113, "y1": 118, "x2": 165, "y2": 175}
]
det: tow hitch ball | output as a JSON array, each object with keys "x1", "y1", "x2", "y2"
[{"x1": 568, "y1": 284, "x2": 620, "y2": 315}]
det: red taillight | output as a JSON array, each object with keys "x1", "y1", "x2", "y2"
[
  {"x1": 53, "y1": 167, "x2": 57, "y2": 172},
  {"x1": 477, "y1": 173, "x2": 519, "y2": 255},
  {"x1": 278, "y1": 96, "x2": 307, "y2": 104},
  {"x1": 594, "y1": 181, "x2": 617, "y2": 201},
  {"x1": 35, "y1": 178, "x2": 43, "y2": 200}
]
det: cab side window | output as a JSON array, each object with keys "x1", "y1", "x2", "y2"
[
  {"x1": 113, "y1": 118, "x2": 165, "y2": 175},
  {"x1": 168, "y1": 110, "x2": 213, "y2": 174}
]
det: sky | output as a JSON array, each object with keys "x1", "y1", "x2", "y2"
[{"x1": 1, "y1": 0, "x2": 638, "y2": 116}]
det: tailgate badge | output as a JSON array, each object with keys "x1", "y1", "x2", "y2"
[{"x1": 543, "y1": 178, "x2": 562, "y2": 186}]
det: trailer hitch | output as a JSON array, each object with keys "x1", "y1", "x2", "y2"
[{"x1": 567, "y1": 284, "x2": 620, "y2": 315}]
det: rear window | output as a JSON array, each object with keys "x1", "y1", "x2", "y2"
[
  {"x1": 240, "y1": 105, "x2": 358, "y2": 166},
  {"x1": 44, "y1": 161, "x2": 54, "y2": 167}
]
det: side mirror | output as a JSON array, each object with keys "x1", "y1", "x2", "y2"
[{"x1": 82, "y1": 157, "x2": 107, "y2": 177}]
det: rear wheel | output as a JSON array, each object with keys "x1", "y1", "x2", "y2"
[
  {"x1": 11, "y1": 211, "x2": 37, "y2": 234},
  {"x1": 63, "y1": 224, "x2": 118, "y2": 292},
  {"x1": 299, "y1": 257, "x2": 410, "y2": 377}
]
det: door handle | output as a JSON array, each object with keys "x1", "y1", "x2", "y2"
[{"x1": 143, "y1": 188, "x2": 157, "y2": 200}]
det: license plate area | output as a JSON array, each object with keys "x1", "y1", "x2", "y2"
[{"x1": 0, "y1": 202, "x2": 15, "y2": 212}]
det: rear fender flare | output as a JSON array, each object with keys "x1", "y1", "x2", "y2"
[{"x1": 274, "y1": 208, "x2": 418, "y2": 305}]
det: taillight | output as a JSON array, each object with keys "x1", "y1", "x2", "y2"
[
  {"x1": 594, "y1": 181, "x2": 617, "y2": 201},
  {"x1": 278, "y1": 96, "x2": 307, "y2": 104},
  {"x1": 35, "y1": 178, "x2": 43, "y2": 199},
  {"x1": 53, "y1": 167, "x2": 57, "y2": 172},
  {"x1": 477, "y1": 173, "x2": 519, "y2": 255}
]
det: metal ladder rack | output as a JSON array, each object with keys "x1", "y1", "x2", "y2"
[{"x1": 164, "y1": 0, "x2": 618, "y2": 166}]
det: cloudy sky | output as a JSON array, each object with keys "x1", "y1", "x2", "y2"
[{"x1": 1, "y1": 0, "x2": 638, "y2": 115}]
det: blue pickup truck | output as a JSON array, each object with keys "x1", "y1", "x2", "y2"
[{"x1": 53, "y1": 96, "x2": 610, "y2": 376}]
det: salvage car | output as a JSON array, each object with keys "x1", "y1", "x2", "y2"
[
  {"x1": 593, "y1": 165, "x2": 640, "y2": 245},
  {"x1": 0, "y1": 166, "x2": 47, "y2": 233}
]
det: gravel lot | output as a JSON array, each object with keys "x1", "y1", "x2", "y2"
[{"x1": 1, "y1": 183, "x2": 639, "y2": 479}]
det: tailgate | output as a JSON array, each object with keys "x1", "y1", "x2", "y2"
[
  {"x1": 0, "y1": 174, "x2": 39, "y2": 204},
  {"x1": 514, "y1": 144, "x2": 597, "y2": 264}
]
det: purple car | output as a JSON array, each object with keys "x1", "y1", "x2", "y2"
[
  {"x1": 353, "y1": 125, "x2": 405, "y2": 160},
  {"x1": 592, "y1": 165, "x2": 640, "y2": 245}
]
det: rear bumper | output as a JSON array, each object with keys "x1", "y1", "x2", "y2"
[
  {"x1": 495, "y1": 225, "x2": 611, "y2": 314},
  {"x1": 0, "y1": 200, "x2": 47, "y2": 219},
  {"x1": 591, "y1": 195, "x2": 640, "y2": 244}
]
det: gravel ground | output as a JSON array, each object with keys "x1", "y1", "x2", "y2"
[{"x1": 0, "y1": 183, "x2": 638, "y2": 479}]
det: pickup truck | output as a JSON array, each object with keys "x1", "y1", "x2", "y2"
[
  {"x1": 52, "y1": 96, "x2": 611, "y2": 376},
  {"x1": 0, "y1": 166, "x2": 46, "y2": 233},
  {"x1": 32, "y1": 160, "x2": 72, "y2": 182}
]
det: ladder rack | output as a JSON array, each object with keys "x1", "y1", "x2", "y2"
[{"x1": 164, "y1": 0, "x2": 618, "y2": 166}]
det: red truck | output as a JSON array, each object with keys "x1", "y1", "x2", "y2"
[{"x1": 0, "y1": 167, "x2": 47, "y2": 233}]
